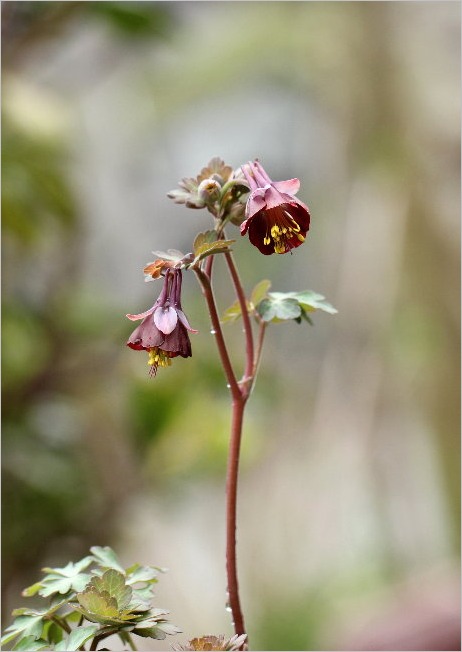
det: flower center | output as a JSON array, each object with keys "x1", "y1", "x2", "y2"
[
  {"x1": 147, "y1": 347, "x2": 173, "y2": 376},
  {"x1": 262, "y1": 208, "x2": 305, "y2": 254}
]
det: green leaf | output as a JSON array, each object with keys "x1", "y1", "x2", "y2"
[
  {"x1": 192, "y1": 232, "x2": 235, "y2": 264},
  {"x1": 126, "y1": 565, "x2": 159, "y2": 584},
  {"x1": 193, "y1": 230, "x2": 217, "y2": 253},
  {"x1": 1, "y1": 615, "x2": 44, "y2": 647},
  {"x1": 46, "y1": 621, "x2": 64, "y2": 645},
  {"x1": 222, "y1": 279, "x2": 272, "y2": 324},
  {"x1": 291, "y1": 290, "x2": 337, "y2": 314},
  {"x1": 155, "y1": 622, "x2": 183, "y2": 635},
  {"x1": 90, "y1": 570, "x2": 132, "y2": 610},
  {"x1": 42, "y1": 556, "x2": 93, "y2": 577},
  {"x1": 12, "y1": 636, "x2": 49, "y2": 651},
  {"x1": 256, "y1": 297, "x2": 301, "y2": 322},
  {"x1": 77, "y1": 587, "x2": 119, "y2": 621},
  {"x1": 256, "y1": 289, "x2": 337, "y2": 324},
  {"x1": 250, "y1": 279, "x2": 271, "y2": 307},
  {"x1": 39, "y1": 556, "x2": 94, "y2": 597},
  {"x1": 54, "y1": 625, "x2": 99, "y2": 651},
  {"x1": 21, "y1": 582, "x2": 42, "y2": 598},
  {"x1": 90, "y1": 546, "x2": 125, "y2": 573},
  {"x1": 221, "y1": 300, "x2": 243, "y2": 324}
]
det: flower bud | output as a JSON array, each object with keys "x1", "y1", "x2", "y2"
[{"x1": 197, "y1": 178, "x2": 221, "y2": 204}]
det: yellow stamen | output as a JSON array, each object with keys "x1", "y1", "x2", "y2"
[{"x1": 148, "y1": 347, "x2": 172, "y2": 368}]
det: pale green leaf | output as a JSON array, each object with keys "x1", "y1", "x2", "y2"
[
  {"x1": 90, "y1": 546, "x2": 125, "y2": 572},
  {"x1": 91, "y1": 570, "x2": 132, "y2": 610},
  {"x1": 21, "y1": 582, "x2": 42, "y2": 598},
  {"x1": 77, "y1": 588, "x2": 119, "y2": 619},
  {"x1": 1, "y1": 615, "x2": 44, "y2": 647},
  {"x1": 55, "y1": 625, "x2": 99, "y2": 651},
  {"x1": 12, "y1": 635, "x2": 49, "y2": 651},
  {"x1": 126, "y1": 565, "x2": 159, "y2": 584},
  {"x1": 292, "y1": 290, "x2": 337, "y2": 314},
  {"x1": 250, "y1": 279, "x2": 271, "y2": 307},
  {"x1": 257, "y1": 297, "x2": 301, "y2": 322},
  {"x1": 221, "y1": 300, "x2": 243, "y2": 324},
  {"x1": 193, "y1": 230, "x2": 217, "y2": 253}
]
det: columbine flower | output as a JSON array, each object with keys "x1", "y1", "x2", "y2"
[
  {"x1": 126, "y1": 269, "x2": 197, "y2": 376},
  {"x1": 171, "y1": 634, "x2": 247, "y2": 651},
  {"x1": 240, "y1": 160, "x2": 310, "y2": 255}
]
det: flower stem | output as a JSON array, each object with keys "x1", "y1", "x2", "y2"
[
  {"x1": 224, "y1": 251, "x2": 254, "y2": 390},
  {"x1": 194, "y1": 268, "x2": 240, "y2": 401},
  {"x1": 226, "y1": 397, "x2": 247, "y2": 643}
]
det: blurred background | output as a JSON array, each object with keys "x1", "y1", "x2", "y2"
[{"x1": 2, "y1": 2, "x2": 460, "y2": 650}]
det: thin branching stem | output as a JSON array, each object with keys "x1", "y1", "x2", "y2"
[
  {"x1": 223, "y1": 250, "x2": 254, "y2": 391},
  {"x1": 194, "y1": 268, "x2": 241, "y2": 402}
]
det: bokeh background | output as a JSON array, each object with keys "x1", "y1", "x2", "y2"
[{"x1": 2, "y1": 2, "x2": 460, "y2": 650}]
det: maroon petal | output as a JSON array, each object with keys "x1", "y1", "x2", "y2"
[
  {"x1": 246, "y1": 213, "x2": 275, "y2": 255},
  {"x1": 161, "y1": 323, "x2": 192, "y2": 358},
  {"x1": 127, "y1": 315, "x2": 165, "y2": 350}
]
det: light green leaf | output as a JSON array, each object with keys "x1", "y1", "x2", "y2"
[
  {"x1": 55, "y1": 625, "x2": 99, "y2": 651},
  {"x1": 291, "y1": 290, "x2": 337, "y2": 314},
  {"x1": 42, "y1": 556, "x2": 93, "y2": 577},
  {"x1": 256, "y1": 297, "x2": 301, "y2": 322},
  {"x1": 250, "y1": 279, "x2": 271, "y2": 307},
  {"x1": 155, "y1": 622, "x2": 182, "y2": 635},
  {"x1": 193, "y1": 239, "x2": 235, "y2": 264},
  {"x1": 12, "y1": 635, "x2": 49, "y2": 651},
  {"x1": 221, "y1": 300, "x2": 243, "y2": 324},
  {"x1": 46, "y1": 621, "x2": 64, "y2": 645},
  {"x1": 77, "y1": 587, "x2": 119, "y2": 619},
  {"x1": 1, "y1": 615, "x2": 44, "y2": 647},
  {"x1": 193, "y1": 230, "x2": 217, "y2": 253},
  {"x1": 90, "y1": 546, "x2": 125, "y2": 573},
  {"x1": 126, "y1": 565, "x2": 159, "y2": 584},
  {"x1": 90, "y1": 570, "x2": 132, "y2": 610},
  {"x1": 21, "y1": 582, "x2": 42, "y2": 598},
  {"x1": 38, "y1": 556, "x2": 94, "y2": 597}
]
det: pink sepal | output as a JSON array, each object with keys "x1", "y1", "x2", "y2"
[
  {"x1": 272, "y1": 178, "x2": 300, "y2": 195},
  {"x1": 126, "y1": 306, "x2": 155, "y2": 321},
  {"x1": 154, "y1": 306, "x2": 178, "y2": 335}
]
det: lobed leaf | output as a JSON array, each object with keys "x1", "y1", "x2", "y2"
[
  {"x1": 90, "y1": 569, "x2": 132, "y2": 610},
  {"x1": 1, "y1": 615, "x2": 44, "y2": 647},
  {"x1": 90, "y1": 546, "x2": 125, "y2": 573},
  {"x1": 77, "y1": 588, "x2": 119, "y2": 620},
  {"x1": 250, "y1": 279, "x2": 271, "y2": 306},
  {"x1": 54, "y1": 625, "x2": 99, "y2": 651},
  {"x1": 12, "y1": 635, "x2": 49, "y2": 651},
  {"x1": 221, "y1": 300, "x2": 244, "y2": 324},
  {"x1": 256, "y1": 297, "x2": 301, "y2": 322}
]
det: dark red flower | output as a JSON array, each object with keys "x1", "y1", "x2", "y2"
[
  {"x1": 126, "y1": 269, "x2": 197, "y2": 376},
  {"x1": 240, "y1": 160, "x2": 310, "y2": 255}
]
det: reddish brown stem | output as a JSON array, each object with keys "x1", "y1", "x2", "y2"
[
  {"x1": 194, "y1": 268, "x2": 240, "y2": 402},
  {"x1": 226, "y1": 397, "x2": 247, "y2": 640},
  {"x1": 224, "y1": 251, "x2": 254, "y2": 391}
]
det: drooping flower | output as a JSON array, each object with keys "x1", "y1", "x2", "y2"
[
  {"x1": 171, "y1": 634, "x2": 247, "y2": 651},
  {"x1": 240, "y1": 160, "x2": 310, "y2": 255},
  {"x1": 126, "y1": 269, "x2": 197, "y2": 376}
]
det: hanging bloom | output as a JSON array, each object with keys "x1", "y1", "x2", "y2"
[
  {"x1": 240, "y1": 160, "x2": 310, "y2": 255},
  {"x1": 126, "y1": 269, "x2": 197, "y2": 376}
]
